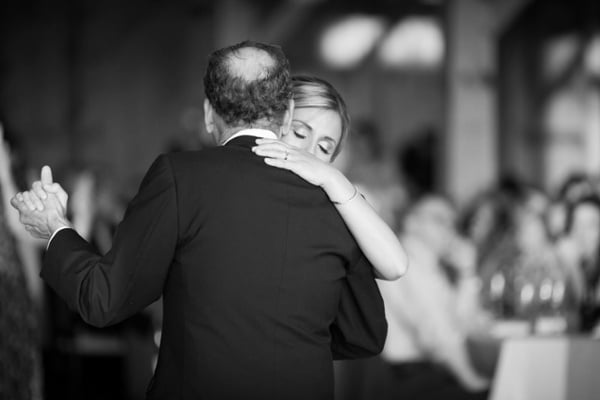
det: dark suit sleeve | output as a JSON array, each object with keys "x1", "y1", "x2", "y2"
[
  {"x1": 42, "y1": 154, "x2": 178, "y2": 327},
  {"x1": 330, "y1": 254, "x2": 388, "y2": 360}
]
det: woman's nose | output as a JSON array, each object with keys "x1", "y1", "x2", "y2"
[{"x1": 308, "y1": 141, "x2": 319, "y2": 155}]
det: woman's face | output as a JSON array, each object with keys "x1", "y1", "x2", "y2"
[{"x1": 282, "y1": 107, "x2": 342, "y2": 163}]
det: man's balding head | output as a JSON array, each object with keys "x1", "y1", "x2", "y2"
[
  {"x1": 226, "y1": 46, "x2": 276, "y2": 81},
  {"x1": 203, "y1": 41, "x2": 293, "y2": 139}
]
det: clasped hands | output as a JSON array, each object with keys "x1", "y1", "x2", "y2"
[{"x1": 10, "y1": 165, "x2": 72, "y2": 240}]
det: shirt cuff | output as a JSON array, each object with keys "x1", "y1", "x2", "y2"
[{"x1": 47, "y1": 226, "x2": 73, "y2": 250}]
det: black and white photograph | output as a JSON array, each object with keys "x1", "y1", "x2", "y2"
[{"x1": 0, "y1": 0, "x2": 599, "y2": 399}]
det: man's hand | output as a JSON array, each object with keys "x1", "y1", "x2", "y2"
[{"x1": 10, "y1": 166, "x2": 72, "y2": 240}]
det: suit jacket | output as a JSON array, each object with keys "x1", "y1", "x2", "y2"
[{"x1": 42, "y1": 134, "x2": 386, "y2": 400}]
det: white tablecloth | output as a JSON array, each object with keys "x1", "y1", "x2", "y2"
[{"x1": 490, "y1": 336, "x2": 600, "y2": 400}]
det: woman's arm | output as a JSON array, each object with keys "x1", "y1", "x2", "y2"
[
  {"x1": 0, "y1": 124, "x2": 46, "y2": 302},
  {"x1": 322, "y1": 167, "x2": 407, "y2": 280},
  {"x1": 0, "y1": 125, "x2": 41, "y2": 243},
  {"x1": 253, "y1": 139, "x2": 408, "y2": 280}
]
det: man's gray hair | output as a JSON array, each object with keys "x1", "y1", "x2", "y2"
[{"x1": 203, "y1": 40, "x2": 292, "y2": 129}]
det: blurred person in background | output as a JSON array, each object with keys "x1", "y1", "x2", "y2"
[
  {"x1": 397, "y1": 126, "x2": 438, "y2": 199},
  {"x1": 460, "y1": 189, "x2": 509, "y2": 275},
  {"x1": 0, "y1": 123, "x2": 43, "y2": 400},
  {"x1": 555, "y1": 195, "x2": 600, "y2": 332},
  {"x1": 335, "y1": 118, "x2": 406, "y2": 231},
  {"x1": 59, "y1": 166, "x2": 126, "y2": 254},
  {"x1": 547, "y1": 173, "x2": 599, "y2": 240},
  {"x1": 558, "y1": 173, "x2": 597, "y2": 206},
  {"x1": 476, "y1": 177, "x2": 568, "y2": 330},
  {"x1": 374, "y1": 195, "x2": 490, "y2": 400}
]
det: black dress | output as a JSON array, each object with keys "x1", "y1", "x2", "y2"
[{"x1": 0, "y1": 187, "x2": 38, "y2": 400}]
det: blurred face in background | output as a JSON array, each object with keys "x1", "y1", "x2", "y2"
[
  {"x1": 546, "y1": 201, "x2": 567, "y2": 239},
  {"x1": 571, "y1": 203, "x2": 600, "y2": 258},
  {"x1": 514, "y1": 189, "x2": 551, "y2": 251},
  {"x1": 282, "y1": 107, "x2": 342, "y2": 162},
  {"x1": 406, "y1": 197, "x2": 457, "y2": 257},
  {"x1": 515, "y1": 207, "x2": 549, "y2": 251},
  {"x1": 467, "y1": 201, "x2": 495, "y2": 245}
]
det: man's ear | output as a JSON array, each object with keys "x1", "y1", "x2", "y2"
[
  {"x1": 204, "y1": 99, "x2": 215, "y2": 135},
  {"x1": 279, "y1": 99, "x2": 294, "y2": 137}
]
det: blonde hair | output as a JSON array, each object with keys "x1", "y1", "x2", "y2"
[{"x1": 292, "y1": 75, "x2": 350, "y2": 160}]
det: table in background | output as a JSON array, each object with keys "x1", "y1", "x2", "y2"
[{"x1": 489, "y1": 336, "x2": 600, "y2": 400}]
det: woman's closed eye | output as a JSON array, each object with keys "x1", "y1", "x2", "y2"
[
  {"x1": 319, "y1": 144, "x2": 332, "y2": 155},
  {"x1": 318, "y1": 140, "x2": 336, "y2": 155},
  {"x1": 293, "y1": 130, "x2": 307, "y2": 139}
]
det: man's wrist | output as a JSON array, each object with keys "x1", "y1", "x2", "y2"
[
  {"x1": 47, "y1": 217, "x2": 73, "y2": 248},
  {"x1": 49, "y1": 218, "x2": 72, "y2": 234},
  {"x1": 47, "y1": 225, "x2": 72, "y2": 249}
]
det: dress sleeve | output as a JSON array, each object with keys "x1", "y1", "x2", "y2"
[{"x1": 42, "y1": 154, "x2": 178, "y2": 327}]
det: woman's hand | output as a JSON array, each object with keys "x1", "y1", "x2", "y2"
[
  {"x1": 254, "y1": 138, "x2": 408, "y2": 281},
  {"x1": 252, "y1": 138, "x2": 335, "y2": 188}
]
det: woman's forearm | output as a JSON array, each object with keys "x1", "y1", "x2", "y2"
[{"x1": 322, "y1": 169, "x2": 408, "y2": 280}]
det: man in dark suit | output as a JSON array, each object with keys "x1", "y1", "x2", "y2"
[{"x1": 12, "y1": 41, "x2": 385, "y2": 399}]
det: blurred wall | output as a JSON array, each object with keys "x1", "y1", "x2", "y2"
[
  {"x1": 1, "y1": 0, "x2": 213, "y2": 193},
  {"x1": 0, "y1": 2, "x2": 71, "y2": 172},
  {"x1": 499, "y1": 0, "x2": 600, "y2": 192},
  {"x1": 293, "y1": 66, "x2": 444, "y2": 160},
  {"x1": 0, "y1": 0, "x2": 447, "y2": 197}
]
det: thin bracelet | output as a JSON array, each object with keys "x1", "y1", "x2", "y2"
[{"x1": 332, "y1": 186, "x2": 359, "y2": 205}]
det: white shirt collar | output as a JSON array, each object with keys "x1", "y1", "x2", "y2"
[{"x1": 221, "y1": 128, "x2": 278, "y2": 146}]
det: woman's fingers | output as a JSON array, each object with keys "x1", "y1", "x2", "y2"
[
  {"x1": 253, "y1": 139, "x2": 297, "y2": 152},
  {"x1": 252, "y1": 141, "x2": 287, "y2": 151},
  {"x1": 253, "y1": 143, "x2": 293, "y2": 160},
  {"x1": 252, "y1": 141, "x2": 321, "y2": 178},
  {"x1": 259, "y1": 149, "x2": 294, "y2": 163},
  {"x1": 252, "y1": 146, "x2": 282, "y2": 157},
  {"x1": 43, "y1": 183, "x2": 69, "y2": 209},
  {"x1": 264, "y1": 157, "x2": 290, "y2": 169},
  {"x1": 32, "y1": 181, "x2": 48, "y2": 201},
  {"x1": 254, "y1": 138, "x2": 281, "y2": 145},
  {"x1": 257, "y1": 145, "x2": 327, "y2": 187},
  {"x1": 23, "y1": 191, "x2": 44, "y2": 211}
]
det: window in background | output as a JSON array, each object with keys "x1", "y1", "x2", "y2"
[
  {"x1": 377, "y1": 16, "x2": 444, "y2": 70},
  {"x1": 542, "y1": 34, "x2": 600, "y2": 190},
  {"x1": 319, "y1": 14, "x2": 386, "y2": 69}
]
